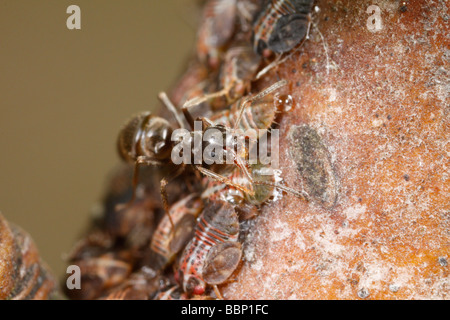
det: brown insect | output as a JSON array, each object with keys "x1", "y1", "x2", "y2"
[
  {"x1": 201, "y1": 162, "x2": 280, "y2": 220},
  {"x1": 176, "y1": 200, "x2": 241, "y2": 299},
  {"x1": 62, "y1": 163, "x2": 167, "y2": 300},
  {"x1": 96, "y1": 163, "x2": 162, "y2": 251},
  {"x1": 0, "y1": 213, "x2": 58, "y2": 300},
  {"x1": 184, "y1": 43, "x2": 262, "y2": 110},
  {"x1": 199, "y1": 80, "x2": 309, "y2": 204},
  {"x1": 116, "y1": 111, "x2": 179, "y2": 230},
  {"x1": 64, "y1": 251, "x2": 133, "y2": 300},
  {"x1": 143, "y1": 194, "x2": 204, "y2": 271},
  {"x1": 196, "y1": 80, "x2": 308, "y2": 220},
  {"x1": 197, "y1": 0, "x2": 238, "y2": 69},
  {"x1": 208, "y1": 79, "x2": 292, "y2": 131},
  {"x1": 99, "y1": 267, "x2": 169, "y2": 300},
  {"x1": 116, "y1": 81, "x2": 293, "y2": 234},
  {"x1": 168, "y1": 61, "x2": 211, "y2": 109},
  {"x1": 253, "y1": 0, "x2": 313, "y2": 56}
]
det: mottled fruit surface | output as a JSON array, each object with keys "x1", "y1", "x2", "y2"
[{"x1": 222, "y1": 0, "x2": 449, "y2": 299}]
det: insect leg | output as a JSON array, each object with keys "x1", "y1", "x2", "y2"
[
  {"x1": 305, "y1": 13, "x2": 312, "y2": 40},
  {"x1": 233, "y1": 80, "x2": 287, "y2": 130},
  {"x1": 213, "y1": 285, "x2": 224, "y2": 300},
  {"x1": 160, "y1": 166, "x2": 186, "y2": 233},
  {"x1": 160, "y1": 177, "x2": 175, "y2": 232},
  {"x1": 194, "y1": 165, "x2": 255, "y2": 196},
  {"x1": 115, "y1": 156, "x2": 163, "y2": 211},
  {"x1": 181, "y1": 104, "x2": 196, "y2": 130},
  {"x1": 223, "y1": 147, "x2": 255, "y2": 189},
  {"x1": 256, "y1": 34, "x2": 310, "y2": 80}
]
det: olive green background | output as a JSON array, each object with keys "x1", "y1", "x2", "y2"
[{"x1": 0, "y1": 1, "x2": 197, "y2": 279}]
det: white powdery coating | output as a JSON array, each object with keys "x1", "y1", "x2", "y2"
[
  {"x1": 328, "y1": 87, "x2": 337, "y2": 102},
  {"x1": 269, "y1": 219, "x2": 292, "y2": 242},
  {"x1": 294, "y1": 232, "x2": 307, "y2": 251},
  {"x1": 343, "y1": 204, "x2": 367, "y2": 221}
]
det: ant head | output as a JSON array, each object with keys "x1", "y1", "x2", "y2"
[
  {"x1": 142, "y1": 116, "x2": 173, "y2": 160},
  {"x1": 117, "y1": 112, "x2": 173, "y2": 162}
]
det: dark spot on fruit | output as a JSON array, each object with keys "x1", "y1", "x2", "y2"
[
  {"x1": 358, "y1": 288, "x2": 370, "y2": 299},
  {"x1": 289, "y1": 125, "x2": 338, "y2": 208},
  {"x1": 438, "y1": 257, "x2": 448, "y2": 267}
]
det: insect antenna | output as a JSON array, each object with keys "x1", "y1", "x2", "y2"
[
  {"x1": 159, "y1": 92, "x2": 185, "y2": 129},
  {"x1": 182, "y1": 86, "x2": 231, "y2": 110}
]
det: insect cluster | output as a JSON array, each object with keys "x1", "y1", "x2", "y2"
[{"x1": 64, "y1": 0, "x2": 314, "y2": 300}]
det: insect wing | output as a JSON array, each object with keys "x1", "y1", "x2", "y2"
[
  {"x1": 169, "y1": 213, "x2": 197, "y2": 253},
  {"x1": 203, "y1": 242, "x2": 242, "y2": 285},
  {"x1": 208, "y1": 0, "x2": 237, "y2": 47},
  {"x1": 268, "y1": 13, "x2": 309, "y2": 53}
]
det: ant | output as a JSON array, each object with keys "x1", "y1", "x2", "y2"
[{"x1": 116, "y1": 79, "x2": 306, "y2": 233}]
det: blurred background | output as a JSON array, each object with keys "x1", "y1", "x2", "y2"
[{"x1": 0, "y1": 0, "x2": 197, "y2": 279}]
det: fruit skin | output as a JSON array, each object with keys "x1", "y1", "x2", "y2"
[
  {"x1": 0, "y1": 213, "x2": 58, "y2": 300},
  {"x1": 220, "y1": 0, "x2": 449, "y2": 299}
]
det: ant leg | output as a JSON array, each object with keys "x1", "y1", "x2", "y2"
[
  {"x1": 159, "y1": 90, "x2": 198, "y2": 131},
  {"x1": 158, "y1": 92, "x2": 185, "y2": 129},
  {"x1": 213, "y1": 285, "x2": 224, "y2": 300},
  {"x1": 222, "y1": 147, "x2": 255, "y2": 191},
  {"x1": 233, "y1": 80, "x2": 287, "y2": 130},
  {"x1": 160, "y1": 177, "x2": 175, "y2": 232},
  {"x1": 115, "y1": 156, "x2": 162, "y2": 211},
  {"x1": 160, "y1": 165, "x2": 186, "y2": 233},
  {"x1": 181, "y1": 105, "x2": 196, "y2": 130},
  {"x1": 194, "y1": 165, "x2": 255, "y2": 196}
]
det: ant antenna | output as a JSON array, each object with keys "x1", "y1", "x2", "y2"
[{"x1": 159, "y1": 92, "x2": 186, "y2": 129}]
